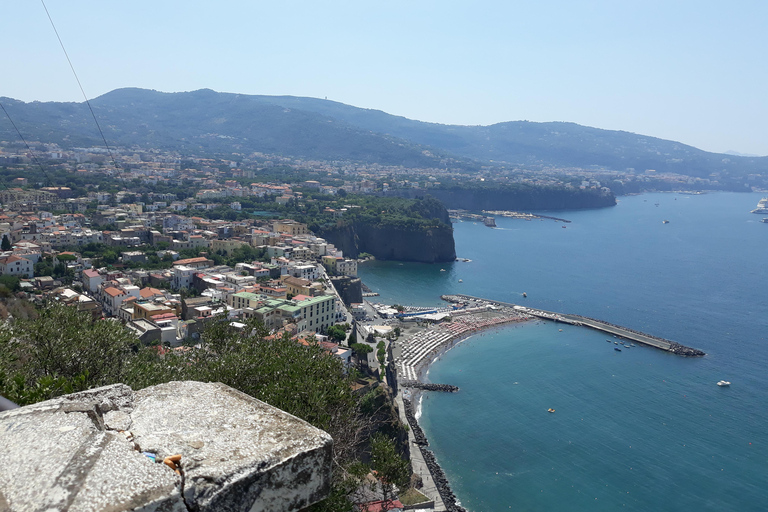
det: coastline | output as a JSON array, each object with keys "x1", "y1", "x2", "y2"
[{"x1": 392, "y1": 303, "x2": 532, "y2": 512}]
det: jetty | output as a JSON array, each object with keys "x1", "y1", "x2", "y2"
[{"x1": 443, "y1": 294, "x2": 705, "y2": 356}]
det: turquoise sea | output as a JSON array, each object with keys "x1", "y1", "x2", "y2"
[{"x1": 358, "y1": 192, "x2": 768, "y2": 511}]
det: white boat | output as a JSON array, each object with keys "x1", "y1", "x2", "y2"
[
  {"x1": 751, "y1": 197, "x2": 768, "y2": 214},
  {"x1": 717, "y1": 380, "x2": 731, "y2": 387}
]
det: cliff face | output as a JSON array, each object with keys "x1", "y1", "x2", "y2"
[
  {"x1": 392, "y1": 187, "x2": 616, "y2": 211},
  {"x1": 320, "y1": 223, "x2": 456, "y2": 263}
]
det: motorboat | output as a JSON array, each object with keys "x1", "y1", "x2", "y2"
[
  {"x1": 614, "y1": 347, "x2": 622, "y2": 352},
  {"x1": 717, "y1": 380, "x2": 731, "y2": 387},
  {"x1": 547, "y1": 408, "x2": 555, "y2": 413}
]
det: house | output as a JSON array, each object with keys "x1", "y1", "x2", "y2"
[
  {"x1": 82, "y1": 269, "x2": 103, "y2": 293},
  {"x1": 102, "y1": 286, "x2": 127, "y2": 316},
  {"x1": 171, "y1": 265, "x2": 195, "y2": 290},
  {"x1": 172, "y1": 256, "x2": 214, "y2": 269},
  {"x1": 0, "y1": 255, "x2": 34, "y2": 278}
]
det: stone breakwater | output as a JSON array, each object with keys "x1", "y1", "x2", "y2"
[
  {"x1": 571, "y1": 314, "x2": 706, "y2": 356},
  {"x1": 401, "y1": 381, "x2": 459, "y2": 392},
  {"x1": 403, "y1": 398, "x2": 467, "y2": 512}
]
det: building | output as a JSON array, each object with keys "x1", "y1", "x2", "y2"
[
  {"x1": 272, "y1": 220, "x2": 309, "y2": 236},
  {"x1": 172, "y1": 257, "x2": 213, "y2": 269},
  {"x1": 171, "y1": 265, "x2": 195, "y2": 290},
  {"x1": 82, "y1": 269, "x2": 103, "y2": 293},
  {"x1": 0, "y1": 255, "x2": 34, "y2": 278}
]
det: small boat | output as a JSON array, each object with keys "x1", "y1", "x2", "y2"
[
  {"x1": 558, "y1": 329, "x2": 563, "y2": 332},
  {"x1": 614, "y1": 341, "x2": 618, "y2": 344},
  {"x1": 630, "y1": 344, "x2": 635, "y2": 347},
  {"x1": 561, "y1": 225, "x2": 566, "y2": 228},
  {"x1": 717, "y1": 380, "x2": 731, "y2": 387},
  {"x1": 606, "y1": 339, "x2": 612, "y2": 342},
  {"x1": 547, "y1": 408, "x2": 555, "y2": 413},
  {"x1": 440, "y1": 269, "x2": 446, "y2": 272},
  {"x1": 522, "y1": 292, "x2": 527, "y2": 297},
  {"x1": 458, "y1": 279, "x2": 463, "y2": 283},
  {"x1": 662, "y1": 220, "x2": 670, "y2": 224},
  {"x1": 614, "y1": 347, "x2": 622, "y2": 352}
]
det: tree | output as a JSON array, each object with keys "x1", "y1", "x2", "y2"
[
  {"x1": 369, "y1": 433, "x2": 411, "y2": 508},
  {"x1": 350, "y1": 343, "x2": 373, "y2": 370},
  {"x1": 326, "y1": 324, "x2": 346, "y2": 343},
  {"x1": 1, "y1": 235, "x2": 11, "y2": 251}
]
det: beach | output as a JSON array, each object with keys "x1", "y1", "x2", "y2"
[{"x1": 390, "y1": 303, "x2": 532, "y2": 511}]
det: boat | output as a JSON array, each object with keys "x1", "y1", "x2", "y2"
[
  {"x1": 547, "y1": 408, "x2": 555, "y2": 413},
  {"x1": 440, "y1": 269, "x2": 446, "y2": 272},
  {"x1": 614, "y1": 347, "x2": 622, "y2": 352},
  {"x1": 751, "y1": 197, "x2": 768, "y2": 214},
  {"x1": 630, "y1": 344, "x2": 636, "y2": 347},
  {"x1": 662, "y1": 220, "x2": 670, "y2": 224},
  {"x1": 483, "y1": 216, "x2": 497, "y2": 227},
  {"x1": 606, "y1": 339, "x2": 612, "y2": 342},
  {"x1": 458, "y1": 279, "x2": 463, "y2": 283},
  {"x1": 522, "y1": 292, "x2": 527, "y2": 298},
  {"x1": 762, "y1": 218, "x2": 768, "y2": 223},
  {"x1": 614, "y1": 341, "x2": 618, "y2": 344},
  {"x1": 717, "y1": 380, "x2": 731, "y2": 387}
]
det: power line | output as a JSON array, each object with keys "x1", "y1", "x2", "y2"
[
  {"x1": 40, "y1": 0, "x2": 123, "y2": 179},
  {"x1": 0, "y1": 100, "x2": 53, "y2": 187}
]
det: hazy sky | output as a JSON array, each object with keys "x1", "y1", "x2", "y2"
[{"x1": 3, "y1": 1, "x2": 767, "y2": 155}]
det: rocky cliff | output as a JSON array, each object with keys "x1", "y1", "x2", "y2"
[
  {"x1": 394, "y1": 186, "x2": 616, "y2": 211},
  {"x1": 320, "y1": 222, "x2": 456, "y2": 263}
]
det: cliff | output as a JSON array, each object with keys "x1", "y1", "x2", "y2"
[
  {"x1": 393, "y1": 185, "x2": 616, "y2": 211},
  {"x1": 320, "y1": 222, "x2": 456, "y2": 263}
]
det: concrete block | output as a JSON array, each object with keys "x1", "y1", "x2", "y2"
[
  {"x1": 0, "y1": 381, "x2": 333, "y2": 512},
  {"x1": 130, "y1": 381, "x2": 334, "y2": 512}
]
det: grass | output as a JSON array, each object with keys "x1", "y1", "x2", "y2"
[{"x1": 399, "y1": 488, "x2": 431, "y2": 506}]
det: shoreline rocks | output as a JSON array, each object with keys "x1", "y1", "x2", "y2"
[{"x1": 403, "y1": 398, "x2": 467, "y2": 512}]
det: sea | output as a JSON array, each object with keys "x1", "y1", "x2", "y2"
[{"x1": 358, "y1": 192, "x2": 768, "y2": 512}]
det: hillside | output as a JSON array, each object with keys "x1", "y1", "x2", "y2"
[
  {"x1": 2, "y1": 88, "x2": 767, "y2": 178},
  {"x1": 0, "y1": 89, "x2": 448, "y2": 168},
  {"x1": 254, "y1": 95, "x2": 768, "y2": 178}
]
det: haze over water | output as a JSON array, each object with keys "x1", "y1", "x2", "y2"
[{"x1": 359, "y1": 192, "x2": 768, "y2": 511}]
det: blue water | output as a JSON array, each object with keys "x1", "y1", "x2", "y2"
[{"x1": 359, "y1": 192, "x2": 768, "y2": 511}]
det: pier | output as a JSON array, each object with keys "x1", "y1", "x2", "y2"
[{"x1": 443, "y1": 294, "x2": 705, "y2": 356}]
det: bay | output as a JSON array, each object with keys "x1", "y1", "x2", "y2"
[{"x1": 358, "y1": 192, "x2": 768, "y2": 511}]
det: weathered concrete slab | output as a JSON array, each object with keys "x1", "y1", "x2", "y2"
[
  {"x1": 130, "y1": 381, "x2": 334, "y2": 512},
  {"x1": 0, "y1": 384, "x2": 181, "y2": 512},
  {"x1": 0, "y1": 382, "x2": 333, "y2": 512}
]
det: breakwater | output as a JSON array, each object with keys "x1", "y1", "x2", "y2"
[
  {"x1": 403, "y1": 398, "x2": 467, "y2": 512},
  {"x1": 401, "y1": 381, "x2": 459, "y2": 392},
  {"x1": 444, "y1": 294, "x2": 705, "y2": 356}
]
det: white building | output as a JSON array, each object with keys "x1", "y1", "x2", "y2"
[{"x1": 171, "y1": 265, "x2": 196, "y2": 290}]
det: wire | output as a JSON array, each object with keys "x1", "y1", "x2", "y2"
[
  {"x1": 0, "y1": 100, "x2": 53, "y2": 187},
  {"x1": 40, "y1": 0, "x2": 122, "y2": 177}
]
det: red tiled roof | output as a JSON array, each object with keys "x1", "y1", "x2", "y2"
[{"x1": 103, "y1": 287, "x2": 124, "y2": 297}]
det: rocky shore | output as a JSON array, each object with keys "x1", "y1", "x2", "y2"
[{"x1": 403, "y1": 398, "x2": 467, "y2": 512}]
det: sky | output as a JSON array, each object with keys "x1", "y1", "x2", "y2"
[{"x1": 3, "y1": 0, "x2": 768, "y2": 155}]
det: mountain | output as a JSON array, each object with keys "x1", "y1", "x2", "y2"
[
  {"x1": 0, "y1": 89, "x2": 449, "y2": 168},
  {"x1": 252, "y1": 95, "x2": 768, "y2": 178},
  {"x1": 2, "y1": 88, "x2": 767, "y2": 178}
]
